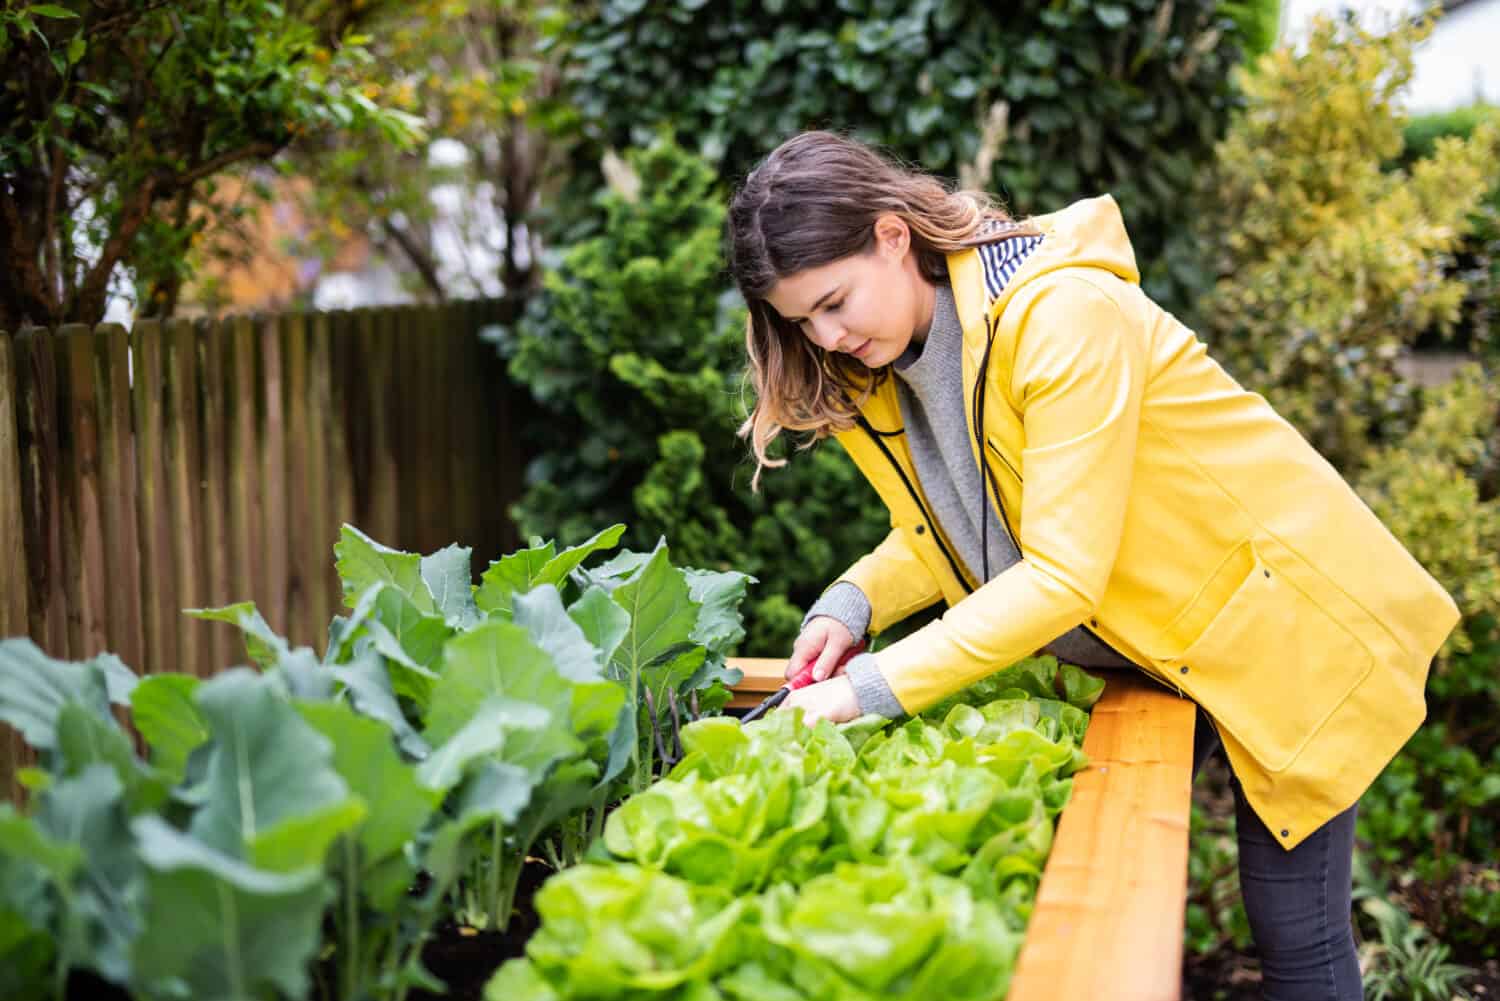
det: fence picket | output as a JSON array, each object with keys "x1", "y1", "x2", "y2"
[
  {"x1": 196, "y1": 317, "x2": 231, "y2": 671},
  {"x1": 258, "y1": 314, "x2": 289, "y2": 640},
  {"x1": 281, "y1": 312, "x2": 314, "y2": 649},
  {"x1": 96, "y1": 323, "x2": 144, "y2": 672},
  {"x1": 304, "y1": 312, "x2": 335, "y2": 640},
  {"x1": 362, "y1": 308, "x2": 399, "y2": 546},
  {"x1": 18, "y1": 328, "x2": 70, "y2": 658},
  {"x1": 325, "y1": 309, "x2": 358, "y2": 613},
  {"x1": 164, "y1": 318, "x2": 207, "y2": 675},
  {"x1": 130, "y1": 321, "x2": 175, "y2": 673},
  {"x1": 225, "y1": 315, "x2": 261, "y2": 623},
  {"x1": 58, "y1": 325, "x2": 109, "y2": 661},
  {"x1": 0, "y1": 331, "x2": 29, "y2": 802},
  {"x1": 0, "y1": 333, "x2": 28, "y2": 638},
  {"x1": 447, "y1": 304, "x2": 479, "y2": 563}
]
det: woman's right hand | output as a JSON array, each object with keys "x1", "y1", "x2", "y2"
[{"x1": 787, "y1": 616, "x2": 858, "y2": 683}]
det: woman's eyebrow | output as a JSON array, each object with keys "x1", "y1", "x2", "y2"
[{"x1": 783, "y1": 286, "x2": 841, "y2": 322}]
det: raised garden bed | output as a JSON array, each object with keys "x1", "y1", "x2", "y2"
[{"x1": 730, "y1": 659, "x2": 1197, "y2": 1001}]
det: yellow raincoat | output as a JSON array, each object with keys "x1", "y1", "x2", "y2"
[{"x1": 830, "y1": 195, "x2": 1460, "y2": 849}]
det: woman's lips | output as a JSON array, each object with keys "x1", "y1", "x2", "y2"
[{"x1": 852, "y1": 339, "x2": 872, "y2": 358}]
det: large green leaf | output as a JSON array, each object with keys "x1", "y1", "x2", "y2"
[
  {"x1": 684, "y1": 568, "x2": 754, "y2": 655},
  {"x1": 424, "y1": 621, "x2": 623, "y2": 775},
  {"x1": 567, "y1": 585, "x2": 630, "y2": 665},
  {"x1": 335, "y1": 524, "x2": 439, "y2": 614},
  {"x1": 189, "y1": 670, "x2": 366, "y2": 873},
  {"x1": 129, "y1": 673, "x2": 208, "y2": 784},
  {"x1": 420, "y1": 543, "x2": 481, "y2": 629},
  {"x1": 475, "y1": 524, "x2": 626, "y2": 617},
  {"x1": 416, "y1": 697, "x2": 554, "y2": 792},
  {"x1": 608, "y1": 542, "x2": 700, "y2": 690},
  {"x1": 328, "y1": 651, "x2": 430, "y2": 760},
  {"x1": 32, "y1": 764, "x2": 143, "y2": 985},
  {"x1": 475, "y1": 542, "x2": 553, "y2": 619},
  {"x1": 188, "y1": 602, "x2": 334, "y2": 699},
  {"x1": 186, "y1": 601, "x2": 283, "y2": 669},
  {"x1": 366, "y1": 587, "x2": 450, "y2": 697},
  {"x1": 325, "y1": 580, "x2": 386, "y2": 663},
  {"x1": 515, "y1": 585, "x2": 606, "y2": 680},
  {"x1": 131, "y1": 815, "x2": 330, "y2": 1001},
  {"x1": 55, "y1": 704, "x2": 170, "y2": 814},
  {"x1": 0, "y1": 826, "x2": 55, "y2": 1001},
  {"x1": 296, "y1": 701, "x2": 443, "y2": 911},
  {"x1": 0, "y1": 639, "x2": 117, "y2": 752}
]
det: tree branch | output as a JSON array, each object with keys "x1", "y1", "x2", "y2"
[
  {"x1": 173, "y1": 141, "x2": 281, "y2": 189},
  {"x1": 378, "y1": 215, "x2": 446, "y2": 301},
  {"x1": 0, "y1": 184, "x2": 60, "y2": 327},
  {"x1": 72, "y1": 174, "x2": 158, "y2": 325}
]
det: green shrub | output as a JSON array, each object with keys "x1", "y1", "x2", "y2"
[
  {"x1": 1357, "y1": 365, "x2": 1500, "y2": 657},
  {"x1": 1200, "y1": 12, "x2": 1500, "y2": 471},
  {"x1": 550, "y1": 0, "x2": 1266, "y2": 319},
  {"x1": 1399, "y1": 103, "x2": 1500, "y2": 359}
]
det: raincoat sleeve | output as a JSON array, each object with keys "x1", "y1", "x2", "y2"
[
  {"x1": 837, "y1": 526, "x2": 945, "y2": 636},
  {"x1": 871, "y1": 273, "x2": 1146, "y2": 713}
]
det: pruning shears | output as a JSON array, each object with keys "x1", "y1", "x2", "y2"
[{"x1": 740, "y1": 640, "x2": 868, "y2": 723}]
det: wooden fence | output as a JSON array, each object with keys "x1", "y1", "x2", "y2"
[{"x1": 0, "y1": 301, "x2": 524, "y2": 796}]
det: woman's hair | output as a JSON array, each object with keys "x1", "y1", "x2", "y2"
[{"x1": 727, "y1": 130, "x2": 1033, "y2": 489}]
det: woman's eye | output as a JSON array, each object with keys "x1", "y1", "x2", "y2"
[{"x1": 827, "y1": 299, "x2": 844, "y2": 312}]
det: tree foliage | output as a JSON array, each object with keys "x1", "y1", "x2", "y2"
[
  {"x1": 0, "y1": 0, "x2": 422, "y2": 328},
  {"x1": 273, "y1": 0, "x2": 582, "y2": 306}
]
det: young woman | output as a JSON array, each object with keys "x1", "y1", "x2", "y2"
[{"x1": 726, "y1": 130, "x2": 1459, "y2": 1000}]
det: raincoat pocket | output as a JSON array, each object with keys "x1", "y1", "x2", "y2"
[{"x1": 1147, "y1": 540, "x2": 1375, "y2": 772}]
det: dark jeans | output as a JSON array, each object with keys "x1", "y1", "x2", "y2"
[{"x1": 1192, "y1": 708, "x2": 1364, "y2": 1001}]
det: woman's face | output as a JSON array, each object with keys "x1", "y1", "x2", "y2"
[{"x1": 764, "y1": 213, "x2": 934, "y2": 369}]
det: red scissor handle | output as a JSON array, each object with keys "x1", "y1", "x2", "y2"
[{"x1": 787, "y1": 639, "x2": 867, "y2": 691}]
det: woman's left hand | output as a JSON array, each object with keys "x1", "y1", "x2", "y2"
[{"x1": 781, "y1": 675, "x2": 861, "y2": 725}]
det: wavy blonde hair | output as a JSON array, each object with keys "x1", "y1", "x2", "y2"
[{"x1": 727, "y1": 131, "x2": 1035, "y2": 490}]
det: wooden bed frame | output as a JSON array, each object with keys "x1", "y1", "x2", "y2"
[{"x1": 725, "y1": 660, "x2": 1196, "y2": 1001}]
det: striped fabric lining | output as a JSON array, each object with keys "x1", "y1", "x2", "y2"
[{"x1": 977, "y1": 233, "x2": 1044, "y2": 301}]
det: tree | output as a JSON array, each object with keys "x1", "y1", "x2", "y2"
[
  {"x1": 0, "y1": 0, "x2": 422, "y2": 328},
  {"x1": 275, "y1": 0, "x2": 580, "y2": 307}
]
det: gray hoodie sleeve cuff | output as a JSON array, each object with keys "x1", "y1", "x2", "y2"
[
  {"x1": 845, "y1": 653, "x2": 905, "y2": 719},
  {"x1": 801, "y1": 581, "x2": 872, "y2": 641}
]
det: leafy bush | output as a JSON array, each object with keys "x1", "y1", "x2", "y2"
[
  {"x1": 498, "y1": 136, "x2": 889, "y2": 654},
  {"x1": 1357, "y1": 366, "x2": 1500, "y2": 658},
  {"x1": 1200, "y1": 12, "x2": 1500, "y2": 472},
  {"x1": 1399, "y1": 103, "x2": 1500, "y2": 360},
  {"x1": 549, "y1": 0, "x2": 1267, "y2": 316}
]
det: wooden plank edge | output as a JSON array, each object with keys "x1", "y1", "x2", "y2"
[{"x1": 1009, "y1": 670, "x2": 1196, "y2": 1001}]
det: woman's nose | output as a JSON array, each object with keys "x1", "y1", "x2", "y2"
[{"x1": 808, "y1": 317, "x2": 844, "y2": 351}]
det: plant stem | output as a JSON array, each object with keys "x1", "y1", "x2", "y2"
[
  {"x1": 342, "y1": 838, "x2": 360, "y2": 1001},
  {"x1": 668, "y1": 689, "x2": 683, "y2": 763},
  {"x1": 491, "y1": 850, "x2": 527, "y2": 934},
  {"x1": 485, "y1": 821, "x2": 502, "y2": 930},
  {"x1": 542, "y1": 835, "x2": 564, "y2": 871},
  {"x1": 642, "y1": 687, "x2": 672, "y2": 773}
]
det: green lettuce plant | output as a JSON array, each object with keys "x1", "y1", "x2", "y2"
[{"x1": 492, "y1": 657, "x2": 1103, "y2": 1000}]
